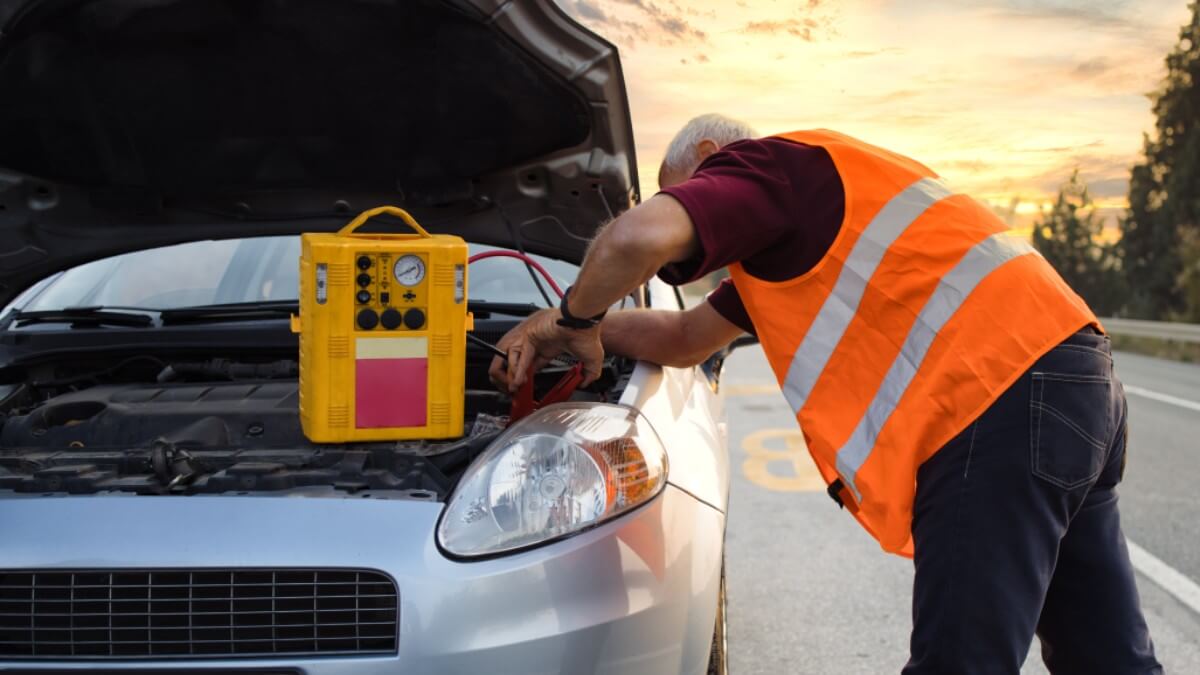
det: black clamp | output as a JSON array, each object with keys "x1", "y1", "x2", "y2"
[
  {"x1": 826, "y1": 477, "x2": 860, "y2": 514},
  {"x1": 827, "y1": 478, "x2": 846, "y2": 509}
]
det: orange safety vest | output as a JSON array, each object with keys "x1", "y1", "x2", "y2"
[{"x1": 729, "y1": 130, "x2": 1099, "y2": 556}]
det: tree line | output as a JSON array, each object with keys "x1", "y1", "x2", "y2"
[{"x1": 1032, "y1": 2, "x2": 1200, "y2": 322}]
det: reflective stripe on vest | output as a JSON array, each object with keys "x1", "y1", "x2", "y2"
[
  {"x1": 833, "y1": 232, "x2": 1039, "y2": 501},
  {"x1": 781, "y1": 177, "x2": 953, "y2": 413}
]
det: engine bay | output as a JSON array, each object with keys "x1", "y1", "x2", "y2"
[{"x1": 0, "y1": 316, "x2": 632, "y2": 499}]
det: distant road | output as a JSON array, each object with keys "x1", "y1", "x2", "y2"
[
  {"x1": 1112, "y1": 352, "x2": 1200, "y2": 585},
  {"x1": 721, "y1": 346, "x2": 1200, "y2": 674}
]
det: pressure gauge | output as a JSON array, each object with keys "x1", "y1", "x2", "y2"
[{"x1": 393, "y1": 255, "x2": 426, "y2": 287}]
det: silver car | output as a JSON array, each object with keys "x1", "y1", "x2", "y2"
[{"x1": 0, "y1": 0, "x2": 733, "y2": 673}]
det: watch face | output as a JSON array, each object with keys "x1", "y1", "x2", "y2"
[{"x1": 392, "y1": 255, "x2": 426, "y2": 287}]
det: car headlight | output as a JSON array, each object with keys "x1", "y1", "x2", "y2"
[{"x1": 437, "y1": 403, "x2": 668, "y2": 558}]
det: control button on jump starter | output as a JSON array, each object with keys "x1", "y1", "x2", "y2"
[
  {"x1": 357, "y1": 309, "x2": 379, "y2": 330},
  {"x1": 403, "y1": 308, "x2": 426, "y2": 330},
  {"x1": 380, "y1": 308, "x2": 403, "y2": 330}
]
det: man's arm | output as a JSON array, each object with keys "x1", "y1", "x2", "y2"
[
  {"x1": 602, "y1": 302, "x2": 746, "y2": 368},
  {"x1": 565, "y1": 194, "x2": 700, "y2": 319},
  {"x1": 489, "y1": 194, "x2": 700, "y2": 391}
]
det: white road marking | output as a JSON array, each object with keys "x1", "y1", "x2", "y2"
[
  {"x1": 724, "y1": 383, "x2": 781, "y2": 397},
  {"x1": 1123, "y1": 384, "x2": 1200, "y2": 413},
  {"x1": 1127, "y1": 539, "x2": 1200, "y2": 616}
]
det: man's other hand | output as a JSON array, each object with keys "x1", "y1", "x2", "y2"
[{"x1": 488, "y1": 308, "x2": 604, "y2": 393}]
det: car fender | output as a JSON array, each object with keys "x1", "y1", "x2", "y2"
[{"x1": 619, "y1": 281, "x2": 730, "y2": 513}]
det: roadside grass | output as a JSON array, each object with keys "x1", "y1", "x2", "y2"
[{"x1": 1110, "y1": 334, "x2": 1200, "y2": 363}]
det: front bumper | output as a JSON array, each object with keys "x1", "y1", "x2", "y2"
[{"x1": 0, "y1": 485, "x2": 724, "y2": 674}]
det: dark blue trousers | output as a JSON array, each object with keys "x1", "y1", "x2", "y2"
[{"x1": 903, "y1": 329, "x2": 1163, "y2": 674}]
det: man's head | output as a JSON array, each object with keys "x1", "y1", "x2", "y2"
[{"x1": 657, "y1": 113, "x2": 758, "y2": 188}]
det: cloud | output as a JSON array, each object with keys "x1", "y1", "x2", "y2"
[
  {"x1": 611, "y1": 0, "x2": 708, "y2": 42},
  {"x1": 873, "y1": 89, "x2": 922, "y2": 104},
  {"x1": 563, "y1": 0, "x2": 707, "y2": 46},
  {"x1": 1071, "y1": 57, "x2": 1112, "y2": 79},
  {"x1": 993, "y1": 3, "x2": 1127, "y2": 27},
  {"x1": 573, "y1": 0, "x2": 607, "y2": 22},
  {"x1": 990, "y1": 54, "x2": 1155, "y2": 95},
  {"x1": 1088, "y1": 177, "x2": 1130, "y2": 199},
  {"x1": 843, "y1": 47, "x2": 905, "y2": 59},
  {"x1": 658, "y1": 16, "x2": 694, "y2": 39},
  {"x1": 736, "y1": 0, "x2": 837, "y2": 42},
  {"x1": 940, "y1": 159, "x2": 989, "y2": 174},
  {"x1": 1014, "y1": 141, "x2": 1106, "y2": 154},
  {"x1": 964, "y1": 0, "x2": 1176, "y2": 48},
  {"x1": 573, "y1": 0, "x2": 1187, "y2": 209},
  {"x1": 952, "y1": 0, "x2": 1133, "y2": 24},
  {"x1": 741, "y1": 18, "x2": 823, "y2": 41},
  {"x1": 1030, "y1": 153, "x2": 1137, "y2": 198}
]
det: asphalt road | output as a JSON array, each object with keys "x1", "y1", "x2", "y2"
[{"x1": 720, "y1": 346, "x2": 1200, "y2": 674}]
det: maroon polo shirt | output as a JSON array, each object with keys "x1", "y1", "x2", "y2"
[{"x1": 656, "y1": 137, "x2": 846, "y2": 336}]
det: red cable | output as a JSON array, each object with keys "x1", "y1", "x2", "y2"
[{"x1": 467, "y1": 250, "x2": 565, "y2": 298}]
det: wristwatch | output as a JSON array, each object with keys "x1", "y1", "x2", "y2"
[{"x1": 556, "y1": 286, "x2": 607, "y2": 329}]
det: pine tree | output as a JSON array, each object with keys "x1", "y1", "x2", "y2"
[
  {"x1": 1121, "y1": 2, "x2": 1200, "y2": 319},
  {"x1": 1034, "y1": 171, "x2": 1127, "y2": 315}
]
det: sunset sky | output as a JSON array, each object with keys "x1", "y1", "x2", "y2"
[{"x1": 557, "y1": 0, "x2": 1192, "y2": 233}]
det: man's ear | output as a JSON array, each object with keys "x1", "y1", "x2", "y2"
[{"x1": 696, "y1": 139, "x2": 720, "y2": 162}]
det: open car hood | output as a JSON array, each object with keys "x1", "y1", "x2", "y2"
[{"x1": 0, "y1": 0, "x2": 638, "y2": 307}]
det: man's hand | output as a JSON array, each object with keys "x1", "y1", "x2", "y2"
[
  {"x1": 488, "y1": 194, "x2": 699, "y2": 394},
  {"x1": 488, "y1": 308, "x2": 604, "y2": 393}
]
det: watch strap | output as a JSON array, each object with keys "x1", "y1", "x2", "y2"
[{"x1": 557, "y1": 286, "x2": 606, "y2": 329}]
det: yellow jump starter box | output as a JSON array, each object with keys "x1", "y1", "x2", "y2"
[{"x1": 293, "y1": 206, "x2": 471, "y2": 442}]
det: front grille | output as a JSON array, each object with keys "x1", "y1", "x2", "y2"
[{"x1": 0, "y1": 569, "x2": 398, "y2": 659}]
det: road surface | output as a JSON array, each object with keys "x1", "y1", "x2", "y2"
[{"x1": 721, "y1": 346, "x2": 1200, "y2": 674}]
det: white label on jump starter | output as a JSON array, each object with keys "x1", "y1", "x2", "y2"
[
  {"x1": 316, "y1": 263, "x2": 328, "y2": 305},
  {"x1": 455, "y1": 264, "x2": 465, "y2": 304}
]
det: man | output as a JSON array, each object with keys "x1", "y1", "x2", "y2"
[{"x1": 490, "y1": 115, "x2": 1161, "y2": 674}]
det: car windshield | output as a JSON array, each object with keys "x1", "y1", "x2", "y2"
[{"x1": 2, "y1": 236, "x2": 580, "y2": 319}]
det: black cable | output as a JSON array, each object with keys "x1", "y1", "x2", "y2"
[
  {"x1": 33, "y1": 354, "x2": 169, "y2": 387},
  {"x1": 495, "y1": 201, "x2": 556, "y2": 308},
  {"x1": 596, "y1": 184, "x2": 644, "y2": 310},
  {"x1": 595, "y1": 184, "x2": 617, "y2": 222},
  {"x1": 467, "y1": 332, "x2": 571, "y2": 367},
  {"x1": 467, "y1": 333, "x2": 508, "y2": 361}
]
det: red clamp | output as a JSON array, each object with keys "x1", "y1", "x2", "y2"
[{"x1": 510, "y1": 363, "x2": 585, "y2": 423}]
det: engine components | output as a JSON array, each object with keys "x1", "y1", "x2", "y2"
[{"x1": 293, "y1": 206, "x2": 471, "y2": 442}]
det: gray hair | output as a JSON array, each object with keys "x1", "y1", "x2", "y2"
[{"x1": 662, "y1": 113, "x2": 758, "y2": 173}]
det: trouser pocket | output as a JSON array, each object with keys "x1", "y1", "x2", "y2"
[{"x1": 1030, "y1": 372, "x2": 1111, "y2": 489}]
